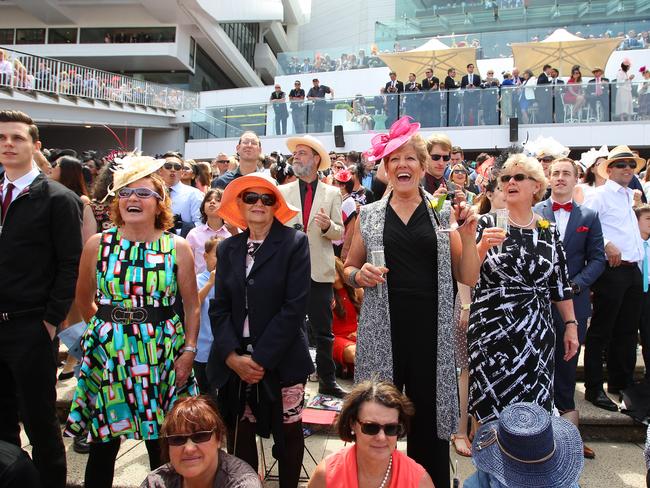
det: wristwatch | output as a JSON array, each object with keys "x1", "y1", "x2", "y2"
[
  {"x1": 570, "y1": 281, "x2": 581, "y2": 295},
  {"x1": 181, "y1": 346, "x2": 198, "y2": 354}
]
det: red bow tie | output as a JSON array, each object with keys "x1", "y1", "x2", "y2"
[{"x1": 552, "y1": 202, "x2": 573, "y2": 212}]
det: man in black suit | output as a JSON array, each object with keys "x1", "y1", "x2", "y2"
[
  {"x1": 384, "y1": 71, "x2": 403, "y2": 127},
  {"x1": 306, "y1": 78, "x2": 333, "y2": 133},
  {"x1": 550, "y1": 67, "x2": 565, "y2": 122},
  {"x1": 420, "y1": 67, "x2": 441, "y2": 127},
  {"x1": 444, "y1": 67, "x2": 460, "y2": 126},
  {"x1": 536, "y1": 64, "x2": 553, "y2": 123},
  {"x1": 403, "y1": 72, "x2": 421, "y2": 122},
  {"x1": 587, "y1": 67, "x2": 610, "y2": 122},
  {"x1": 0, "y1": 110, "x2": 83, "y2": 488},
  {"x1": 460, "y1": 63, "x2": 481, "y2": 125}
]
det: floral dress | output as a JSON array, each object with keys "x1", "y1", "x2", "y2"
[
  {"x1": 65, "y1": 227, "x2": 197, "y2": 442},
  {"x1": 468, "y1": 219, "x2": 572, "y2": 422}
]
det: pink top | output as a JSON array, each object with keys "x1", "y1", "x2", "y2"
[
  {"x1": 325, "y1": 444, "x2": 426, "y2": 488},
  {"x1": 186, "y1": 223, "x2": 231, "y2": 273}
]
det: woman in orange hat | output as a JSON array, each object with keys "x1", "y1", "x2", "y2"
[{"x1": 209, "y1": 173, "x2": 313, "y2": 488}]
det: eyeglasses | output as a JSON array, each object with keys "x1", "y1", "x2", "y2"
[
  {"x1": 538, "y1": 157, "x2": 554, "y2": 163},
  {"x1": 452, "y1": 169, "x2": 467, "y2": 175},
  {"x1": 117, "y1": 187, "x2": 163, "y2": 200},
  {"x1": 214, "y1": 159, "x2": 229, "y2": 165},
  {"x1": 499, "y1": 173, "x2": 535, "y2": 183},
  {"x1": 182, "y1": 166, "x2": 192, "y2": 172},
  {"x1": 357, "y1": 421, "x2": 404, "y2": 437},
  {"x1": 240, "y1": 140, "x2": 259, "y2": 146},
  {"x1": 241, "y1": 191, "x2": 277, "y2": 206},
  {"x1": 163, "y1": 162, "x2": 182, "y2": 171},
  {"x1": 165, "y1": 430, "x2": 214, "y2": 447},
  {"x1": 609, "y1": 161, "x2": 637, "y2": 170},
  {"x1": 430, "y1": 154, "x2": 451, "y2": 162}
]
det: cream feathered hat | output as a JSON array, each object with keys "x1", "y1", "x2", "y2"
[
  {"x1": 523, "y1": 136, "x2": 570, "y2": 160},
  {"x1": 102, "y1": 154, "x2": 166, "y2": 202},
  {"x1": 579, "y1": 145, "x2": 609, "y2": 169}
]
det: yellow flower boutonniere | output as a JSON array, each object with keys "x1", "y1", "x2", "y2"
[{"x1": 537, "y1": 218, "x2": 550, "y2": 231}]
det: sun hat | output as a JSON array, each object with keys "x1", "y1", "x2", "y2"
[
  {"x1": 472, "y1": 403, "x2": 583, "y2": 488},
  {"x1": 363, "y1": 116, "x2": 420, "y2": 162},
  {"x1": 580, "y1": 145, "x2": 609, "y2": 169},
  {"x1": 102, "y1": 154, "x2": 166, "y2": 202},
  {"x1": 286, "y1": 135, "x2": 331, "y2": 171},
  {"x1": 597, "y1": 145, "x2": 646, "y2": 180},
  {"x1": 591, "y1": 66, "x2": 604, "y2": 74},
  {"x1": 217, "y1": 173, "x2": 298, "y2": 229},
  {"x1": 333, "y1": 169, "x2": 352, "y2": 183}
]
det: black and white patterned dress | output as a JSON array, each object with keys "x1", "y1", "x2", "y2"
[{"x1": 468, "y1": 216, "x2": 573, "y2": 423}]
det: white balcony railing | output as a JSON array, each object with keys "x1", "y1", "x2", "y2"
[{"x1": 0, "y1": 47, "x2": 198, "y2": 111}]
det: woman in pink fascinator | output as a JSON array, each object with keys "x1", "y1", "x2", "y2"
[
  {"x1": 639, "y1": 65, "x2": 650, "y2": 119},
  {"x1": 342, "y1": 116, "x2": 481, "y2": 488},
  {"x1": 616, "y1": 57, "x2": 635, "y2": 120}
]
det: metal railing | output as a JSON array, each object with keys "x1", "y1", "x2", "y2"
[
  {"x1": 190, "y1": 80, "x2": 650, "y2": 139},
  {"x1": 0, "y1": 47, "x2": 198, "y2": 111}
]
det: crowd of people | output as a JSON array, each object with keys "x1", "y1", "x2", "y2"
[{"x1": 1, "y1": 106, "x2": 650, "y2": 488}]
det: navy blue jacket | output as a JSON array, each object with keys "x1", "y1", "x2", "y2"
[
  {"x1": 535, "y1": 199, "x2": 606, "y2": 323},
  {"x1": 207, "y1": 218, "x2": 314, "y2": 388}
]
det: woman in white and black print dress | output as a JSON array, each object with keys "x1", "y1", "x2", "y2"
[{"x1": 468, "y1": 153, "x2": 579, "y2": 424}]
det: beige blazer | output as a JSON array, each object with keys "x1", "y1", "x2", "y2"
[{"x1": 280, "y1": 180, "x2": 343, "y2": 283}]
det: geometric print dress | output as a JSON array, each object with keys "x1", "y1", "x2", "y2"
[
  {"x1": 65, "y1": 227, "x2": 197, "y2": 442},
  {"x1": 467, "y1": 218, "x2": 573, "y2": 423}
]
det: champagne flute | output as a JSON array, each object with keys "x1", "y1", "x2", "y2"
[
  {"x1": 370, "y1": 247, "x2": 386, "y2": 298},
  {"x1": 494, "y1": 208, "x2": 509, "y2": 252}
]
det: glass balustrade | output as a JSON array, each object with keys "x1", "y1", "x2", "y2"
[
  {"x1": 0, "y1": 47, "x2": 198, "y2": 110},
  {"x1": 189, "y1": 80, "x2": 650, "y2": 140}
]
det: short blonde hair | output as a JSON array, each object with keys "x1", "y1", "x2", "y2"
[
  {"x1": 109, "y1": 173, "x2": 175, "y2": 230},
  {"x1": 426, "y1": 133, "x2": 452, "y2": 153},
  {"x1": 501, "y1": 153, "x2": 548, "y2": 203},
  {"x1": 383, "y1": 134, "x2": 429, "y2": 170}
]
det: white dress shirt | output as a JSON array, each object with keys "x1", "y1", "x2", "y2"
[
  {"x1": 3, "y1": 166, "x2": 40, "y2": 203},
  {"x1": 583, "y1": 179, "x2": 644, "y2": 262},
  {"x1": 169, "y1": 181, "x2": 203, "y2": 230},
  {"x1": 551, "y1": 199, "x2": 571, "y2": 241}
]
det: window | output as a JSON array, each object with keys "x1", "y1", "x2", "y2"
[
  {"x1": 16, "y1": 29, "x2": 46, "y2": 44},
  {"x1": 48, "y1": 28, "x2": 78, "y2": 44},
  {"x1": 0, "y1": 29, "x2": 14, "y2": 44},
  {"x1": 221, "y1": 23, "x2": 259, "y2": 68},
  {"x1": 189, "y1": 36, "x2": 196, "y2": 69},
  {"x1": 79, "y1": 27, "x2": 176, "y2": 44}
]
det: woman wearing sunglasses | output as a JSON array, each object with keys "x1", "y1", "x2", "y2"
[
  {"x1": 468, "y1": 152, "x2": 578, "y2": 431},
  {"x1": 447, "y1": 163, "x2": 477, "y2": 205},
  {"x1": 140, "y1": 396, "x2": 261, "y2": 488},
  {"x1": 64, "y1": 155, "x2": 200, "y2": 488},
  {"x1": 308, "y1": 380, "x2": 433, "y2": 488},
  {"x1": 209, "y1": 173, "x2": 313, "y2": 488}
]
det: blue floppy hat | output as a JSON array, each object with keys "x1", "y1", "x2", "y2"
[{"x1": 472, "y1": 403, "x2": 584, "y2": 488}]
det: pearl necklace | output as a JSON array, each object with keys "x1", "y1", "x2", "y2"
[
  {"x1": 378, "y1": 455, "x2": 393, "y2": 488},
  {"x1": 509, "y1": 212, "x2": 535, "y2": 228}
]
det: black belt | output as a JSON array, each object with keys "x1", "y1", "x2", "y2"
[
  {"x1": 0, "y1": 308, "x2": 45, "y2": 323},
  {"x1": 95, "y1": 305, "x2": 175, "y2": 325}
]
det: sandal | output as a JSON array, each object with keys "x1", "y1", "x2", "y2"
[{"x1": 451, "y1": 434, "x2": 472, "y2": 457}]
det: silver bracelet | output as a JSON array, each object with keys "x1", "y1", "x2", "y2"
[
  {"x1": 181, "y1": 346, "x2": 198, "y2": 354},
  {"x1": 348, "y1": 269, "x2": 361, "y2": 288}
]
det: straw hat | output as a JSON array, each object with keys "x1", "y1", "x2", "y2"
[
  {"x1": 102, "y1": 154, "x2": 166, "y2": 202},
  {"x1": 597, "y1": 145, "x2": 646, "y2": 180},
  {"x1": 217, "y1": 173, "x2": 298, "y2": 229},
  {"x1": 286, "y1": 135, "x2": 331, "y2": 171},
  {"x1": 591, "y1": 66, "x2": 604, "y2": 74}
]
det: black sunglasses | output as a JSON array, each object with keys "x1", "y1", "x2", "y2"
[
  {"x1": 452, "y1": 169, "x2": 467, "y2": 175},
  {"x1": 117, "y1": 187, "x2": 163, "y2": 200},
  {"x1": 499, "y1": 173, "x2": 535, "y2": 183},
  {"x1": 164, "y1": 430, "x2": 214, "y2": 447},
  {"x1": 358, "y1": 421, "x2": 404, "y2": 437},
  {"x1": 215, "y1": 160, "x2": 229, "y2": 164},
  {"x1": 163, "y1": 162, "x2": 182, "y2": 171},
  {"x1": 241, "y1": 191, "x2": 277, "y2": 206},
  {"x1": 430, "y1": 154, "x2": 451, "y2": 162},
  {"x1": 609, "y1": 161, "x2": 637, "y2": 170}
]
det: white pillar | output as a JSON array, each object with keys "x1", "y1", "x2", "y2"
[{"x1": 134, "y1": 128, "x2": 143, "y2": 151}]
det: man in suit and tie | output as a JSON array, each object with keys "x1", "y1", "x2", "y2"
[
  {"x1": 421, "y1": 67, "x2": 441, "y2": 127},
  {"x1": 550, "y1": 67, "x2": 565, "y2": 122},
  {"x1": 587, "y1": 67, "x2": 610, "y2": 122},
  {"x1": 385, "y1": 71, "x2": 403, "y2": 127},
  {"x1": 280, "y1": 135, "x2": 345, "y2": 397},
  {"x1": 534, "y1": 157, "x2": 606, "y2": 459},
  {"x1": 403, "y1": 72, "x2": 421, "y2": 122},
  {"x1": 445, "y1": 67, "x2": 461, "y2": 126},
  {"x1": 536, "y1": 64, "x2": 553, "y2": 123},
  {"x1": 460, "y1": 63, "x2": 481, "y2": 125}
]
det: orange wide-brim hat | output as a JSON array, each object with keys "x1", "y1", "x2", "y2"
[{"x1": 217, "y1": 173, "x2": 299, "y2": 229}]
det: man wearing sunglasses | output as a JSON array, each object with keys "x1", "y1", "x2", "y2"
[
  {"x1": 280, "y1": 135, "x2": 345, "y2": 398},
  {"x1": 424, "y1": 133, "x2": 464, "y2": 205},
  {"x1": 159, "y1": 151, "x2": 203, "y2": 237},
  {"x1": 212, "y1": 131, "x2": 261, "y2": 190},
  {"x1": 583, "y1": 145, "x2": 646, "y2": 411},
  {"x1": 210, "y1": 152, "x2": 230, "y2": 178}
]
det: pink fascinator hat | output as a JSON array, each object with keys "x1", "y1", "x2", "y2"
[{"x1": 363, "y1": 116, "x2": 420, "y2": 162}]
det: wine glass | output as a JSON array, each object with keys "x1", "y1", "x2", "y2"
[{"x1": 370, "y1": 247, "x2": 386, "y2": 298}]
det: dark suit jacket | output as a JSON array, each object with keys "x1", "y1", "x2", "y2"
[
  {"x1": 460, "y1": 73, "x2": 481, "y2": 89},
  {"x1": 404, "y1": 81, "x2": 420, "y2": 92},
  {"x1": 385, "y1": 80, "x2": 404, "y2": 93},
  {"x1": 421, "y1": 77, "x2": 440, "y2": 90},
  {"x1": 538, "y1": 72, "x2": 551, "y2": 85},
  {"x1": 587, "y1": 77, "x2": 610, "y2": 96},
  {"x1": 534, "y1": 199, "x2": 606, "y2": 322},
  {"x1": 444, "y1": 76, "x2": 459, "y2": 90},
  {"x1": 207, "y1": 218, "x2": 314, "y2": 388}
]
